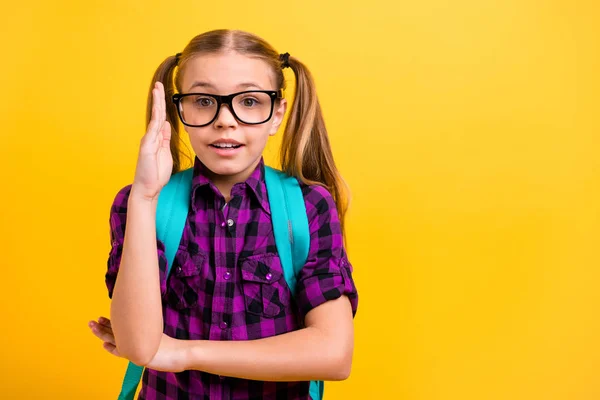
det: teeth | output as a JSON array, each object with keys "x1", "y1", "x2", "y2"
[{"x1": 213, "y1": 143, "x2": 239, "y2": 148}]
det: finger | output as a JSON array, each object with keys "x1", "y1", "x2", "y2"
[
  {"x1": 155, "y1": 83, "x2": 164, "y2": 132},
  {"x1": 103, "y1": 342, "x2": 121, "y2": 357},
  {"x1": 152, "y1": 82, "x2": 162, "y2": 126},
  {"x1": 89, "y1": 319, "x2": 112, "y2": 331},
  {"x1": 157, "y1": 81, "x2": 166, "y2": 123},
  {"x1": 158, "y1": 82, "x2": 167, "y2": 134},
  {"x1": 153, "y1": 85, "x2": 161, "y2": 122},
  {"x1": 90, "y1": 323, "x2": 116, "y2": 345},
  {"x1": 161, "y1": 121, "x2": 172, "y2": 148},
  {"x1": 146, "y1": 86, "x2": 160, "y2": 140},
  {"x1": 98, "y1": 317, "x2": 111, "y2": 328},
  {"x1": 153, "y1": 82, "x2": 166, "y2": 140}
]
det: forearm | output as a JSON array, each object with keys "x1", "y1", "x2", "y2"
[
  {"x1": 110, "y1": 187, "x2": 163, "y2": 365},
  {"x1": 182, "y1": 326, "x2": 353, "y2": 382}
]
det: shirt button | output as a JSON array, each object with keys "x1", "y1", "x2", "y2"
[
  {"x1": 265, "y1": 273, "x2": 273, "y2": 281},
  {"x1": 227, "y1": 219, "x2": 234, "y2": 227},
  {"x1": 219, "y1": 321, "x2": 228, "y2": 330},
  {"x1": 176, "y1": 266, "x2": 182, "y2": 273},
  {"x1": 223, "y1": 272, "x2": 231, "y2": 280}
]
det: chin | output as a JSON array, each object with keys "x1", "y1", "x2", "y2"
[
  {"x1": 200, "y1": 154, "x2": 256, "y2": 178},
  {"x1": 208, "y1": 163, "x2": 244, "y2": 176}
]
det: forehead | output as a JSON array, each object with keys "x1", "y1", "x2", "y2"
[{"x1": 180, "y1": 52, "x2": 276, "y2": 93}]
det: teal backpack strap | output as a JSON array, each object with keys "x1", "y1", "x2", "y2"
[
  {"x1": 155, "y1": 168, "x2": 194, "y2": 276},
  {"x1": 263, "y1": 166, "x2": 310, "y2": 295},
  {"x1": 117, "y1": 168, "x2": 194, "y2": 400},
  {"x1": 263, "y1": 166, "x2": 324, "y2": 400}
]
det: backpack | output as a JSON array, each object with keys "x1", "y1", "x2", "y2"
[{"x1": 117, "y1": 165, "x2": 325, "y2": 400}]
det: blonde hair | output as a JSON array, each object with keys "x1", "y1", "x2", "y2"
[{"x1": 147, "y1": 29, "x2": 350, "y2": 238}]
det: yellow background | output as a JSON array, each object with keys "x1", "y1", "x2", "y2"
[{"x1": 0, "y1": 0, "x2": 598, "y2": 399}]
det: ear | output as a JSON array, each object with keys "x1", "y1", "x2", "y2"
[{"x1": 269, "y1": 98, "x2": 287, "y2": 136}]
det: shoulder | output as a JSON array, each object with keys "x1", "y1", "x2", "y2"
[
  {"x1": 107, "y1": 184, "x2": 133, "y2": 242},
  {"x1": 299, "y1": 182, "x2": 340, "y2": 224},
  {"x1": 109, "y1": 184, "x2": 133, "y2": 215}
]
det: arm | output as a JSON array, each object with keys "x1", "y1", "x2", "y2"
[
  {"x1": 108, "y1": 81, "x2": 173, "y2": 365},
  {"x1": 94, "y1": 184, "x2": 359, "y2": 379},
  {"x1": 109, "y1": 190, "x2": 164, "y2": 366},
  {"x1": 177, "y1": 184, "x2": 358, "y2": 381},
  {"x1": 181, "y1": 295, "x2": 354, "y2": 381}
]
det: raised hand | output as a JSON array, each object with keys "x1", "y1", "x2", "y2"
[{"x1": 131, "y1": 81, "x2": 174, "y2": 202}]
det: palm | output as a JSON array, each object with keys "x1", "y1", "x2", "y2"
[
  {"x1": 156, "y1": 121, "x2": 173, "y2": 185},
  {"x1": 132, "y1": 81, "x2": 173, "y2": 201}
]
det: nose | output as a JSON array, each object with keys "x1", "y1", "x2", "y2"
[{"x1": 213, "y1": 103, "x2": 237, "y2": 129}]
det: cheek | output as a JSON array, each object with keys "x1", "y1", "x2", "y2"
[
  {"x1": 246, "y1": 129, "x2": 271, "y2": 151},
  {"x1": 185, "y1": 129, "x2": 210, "y2": 155}
]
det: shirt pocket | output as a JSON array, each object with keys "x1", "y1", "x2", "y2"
[
  {"x1": 240, "y1": 254, "x2": 290, "y2": 318},
  {"x1": 165, "y1": 249, "x2": 206, "y2": 310}
]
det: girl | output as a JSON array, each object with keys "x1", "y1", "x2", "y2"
[{"x1": 89, "y1": 29, "x2": 358, "y2": 400}]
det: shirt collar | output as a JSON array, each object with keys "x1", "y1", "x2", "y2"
[{"x1": 190, "y1": 156, "x2": 270, "y2": 215}]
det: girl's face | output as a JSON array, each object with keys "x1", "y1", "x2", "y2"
[{"x1": 179, "y1": 52, "x2": 287, "y2": 180}]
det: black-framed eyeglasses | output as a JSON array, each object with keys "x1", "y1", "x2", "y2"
[{"x1": 172, "y1": 90, "x2": 283, "y2": 127}]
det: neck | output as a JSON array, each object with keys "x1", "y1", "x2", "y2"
[{"x1": 205, "y1": 158, "x2": 261, "y2": 202}]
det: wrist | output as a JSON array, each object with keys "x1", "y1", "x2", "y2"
[
  {"x1": 129, "y1": 185, "x2": 160, "y2": 206},
  {"x1": 179, "y1": 339, "x2": 196, "y2": 371}
]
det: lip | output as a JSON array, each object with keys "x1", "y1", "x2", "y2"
[
  {"x1": 210, "y1": 139, "x2": 243, "y2": 146},
  {"x1": 209, "y1": 139, "x2": 245, "y2": 158},
  {"x1": 209, "y1": 144, "x2": 244, "y2": 157}
]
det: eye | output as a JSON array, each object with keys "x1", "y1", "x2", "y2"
[
  {"x1": 239, "y1": 97, "x2": 259, "y2": 107},
  {"x1": 194, "y1": 96, "x2": 214, "y2": 107}
]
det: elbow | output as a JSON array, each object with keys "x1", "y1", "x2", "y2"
[
  {"x1": 129, "y1": 353, "x2": 155, "y2": 368},
  {"x1": 326, "y1": 348, "x2": 353, "y2": 381},
  {"x1": 110, "y1": 310, "x2": 162, "y2": 366},
  {"x1": 330, "y1": 358, "x2": 352, "y2": 381},
  {"x1": 113, "y1": 332, "x2": 160, "y2": 367},
  {"x1": 118, "y1": 342, "x2": 158, "y2": 367}
]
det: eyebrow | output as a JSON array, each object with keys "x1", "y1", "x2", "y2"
[{"x1": 186, "y1": 81, "x2": 265, "y2": 92}]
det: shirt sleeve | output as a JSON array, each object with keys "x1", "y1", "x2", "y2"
[
  {"x1": 105, "y1": 184, "x2": 169, "y2": 299},
  {"x1": 295, "y1": 184, "x2": 359, "y2": 320}
]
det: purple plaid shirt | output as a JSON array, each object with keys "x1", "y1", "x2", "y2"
[{"x1": 106, "y1": 157, "x2": 358, "y2": 400}]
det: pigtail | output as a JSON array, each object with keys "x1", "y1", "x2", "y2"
[
  {"x1": 145, "y1": 54, "x2": 193, "y2": 175},
  {"x1": 280, "y1": 56, "x2": 350, "y2": 241}
]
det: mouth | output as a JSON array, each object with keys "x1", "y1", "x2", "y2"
[
  {"x1": 209, "y1": 143, "x2": 244, "y2": 149},
  {"x1": 209, "y1": 139, "x2": 244, "y2": 150},
  {"x1": 208, "y1": 140, "x2": 245, "y2": 157}
]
